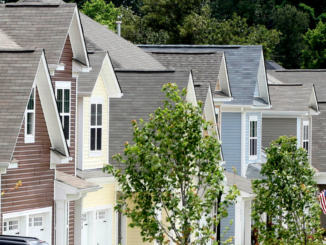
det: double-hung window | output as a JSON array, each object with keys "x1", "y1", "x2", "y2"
[
  {"x1": 249, "y1": 116, "x2": 258, "y2": 159},
  {"x1": 25, "y1": 87, "x2": 35, "y2": 143},
  {"x1": 56, "y1": 82, "x2": 71, "y2": 145},
  {"x1": 303, "y1": 121, "x2": 309, "y2": 152},
  {"x1": 90, "y1": 98, "x2": 103, "y2": 154}
]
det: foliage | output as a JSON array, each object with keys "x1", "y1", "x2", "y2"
[
  {"x1": 81, "y1": 0, "x2": 120, "y2": 31},
  {"x1": 272, "y1": 4, "x2": 310, "y2": 68},
  {"x1": 302, "y1": 21, "x2": 326, "y2": 68},
  {"x1": 252, "y1": 136, "x2": 323, "y2": 244},
  {"x1": 1, "y1": 180, "x2": 22, "y2": 196},
  {"x1": 104, "y1": 83, "x2": 239, "y2": 245}
]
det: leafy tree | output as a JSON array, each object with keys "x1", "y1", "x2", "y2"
[
  {"x1": 302, "y1": 21, "x2": 326, "y2": 68},
  {"x1": 104, "y1": 83, "x2": 239, "y2": 245},
  {"x1": 252, "y1": 136, "x2": 323, "y2": 244},
  {"x1": 81, "y1": 0, "x2": 120, "y2": 31},
  {"x1": 272, "y1": 4, "x2": 310, "y2": 68}
]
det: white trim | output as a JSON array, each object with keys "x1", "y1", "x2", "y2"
[
  {"x1": 90, "y1": 97, "x2": 103, "y2": 104},
  {"x1": 241, "y1": 110, "x2": 246, "y2": 176},
  {"x1": 55, "y1": 81, "x2": 71, "y2": 89},
  {"x1": 24, "y1": 86, "x2": 36, "y2": 144},
  {"x1": 303, "y1": 120, "x2": 309, "y2": 126},
  {"x1": 3, "y1": 207, "x2": 52, "y2": 220},
  {"x1": 297, "y1": 118, "x2": 301, "y2": 148}
]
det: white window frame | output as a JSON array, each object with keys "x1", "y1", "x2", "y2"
[
  {"x1": 89, "y1": 97, "x2": 103, "y2": 157},
  {"x1": 25, "y1": 87, "x2": 36, "y2": 143},
  {"x1": 249, "y1": 116, "x2": 258, "y2": 160},
  {"x1": 55, "y1": 82, "x2": 71, "y2": 146},
  {"x1": 303, "y1": 121, "x2": 309, "y2": 152}
]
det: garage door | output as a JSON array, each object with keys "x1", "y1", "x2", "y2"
[
  {"x1": 3, "y1": 218, "x2": 20, "y2": 236},
  {"x1": 82, "y1": 213, "x2": 90, "y2": 245},
  {"x1": 28, "y1": 214, "x2": 46, "y2": 241},
  {"x1": 95, "y1": 210, "x2": 108, "y2": 245}
]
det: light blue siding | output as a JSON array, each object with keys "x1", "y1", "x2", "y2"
[
  {"x1": 245, "y1": 112, "x2": 262, "y2": 170},
  {"x1": 221, "y1": 112, "x2": 242, "y2": 175},
  {"x1": 220, "y1": 204, "x2": 235, "y2": 243}
]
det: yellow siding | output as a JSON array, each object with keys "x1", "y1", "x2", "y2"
[
  {"x1": 83, "y1": 74, "x2": 109, "y2": 169},
  {"x1": 126, "y1": 199, "x2": 153, "y2": 245}
]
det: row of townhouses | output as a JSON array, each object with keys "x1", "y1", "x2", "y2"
[{"x1": 0, "y1": 0, "x2": 325, "y2": 244}]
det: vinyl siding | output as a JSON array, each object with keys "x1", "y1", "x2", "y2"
[
  {"x1": 245, "y1": 113, "x2": 262, "y2": 168},
  {"x1": 82, "y1": 74, "x2": 109, "y2": 169},
  {"x1": 221, "y1": 113, "x2": 241, "y2": 175},
  {"x1": 220, "y1": 204, "x2": 235, "y2": 243},
  {"x1": 83, "y1": 182, "x2": 116, "y2": 245},
  {"x1": 262, "y1": 118, "x2": 297, "y2": 148}
]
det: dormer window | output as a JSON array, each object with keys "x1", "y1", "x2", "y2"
[
  {"x1": 25, "y1": 87, "x2": 35, "y2": 143},
  {"x1": 249, "y1": 116, "x2": 258, "y2": 159},
  {"x1": 303, "y1": 121, "x2": 309, "y2": 152},
  {"x1": 56, "y1": 82, "x2": 71, "y2": 146},
  {"x1": 90, "y1": 97, "x2": 103, "y2": 156}
]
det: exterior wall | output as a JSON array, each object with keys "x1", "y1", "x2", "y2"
[
  {"x1": 245, "y1": 112, "x2": 262, "y2": 169},
  {"x1": 82, "y1": 74, "x2": 109, "y2": 169},
  {"x1": 220, "y1": 204, "x2": 235, "y2": 243},
  {"x1": 221, "y1": 112, "x2": 242, "y2": 175},
  {"x1": 262, "y1": 118, "x2": 297, "y2": 148},
  {"x1": 1, "y1": 88, "x2": 54, "y2": 244},
  {"x1": 51, "y1": 35, "x2": 76, "y2": 175}
]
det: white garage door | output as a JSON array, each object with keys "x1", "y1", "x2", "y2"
[
  {"x1": 3, "y1": 218, "x2": 20, "y2": 236},
  {"x1": 95, "y1": 210, "x2": 108, "y2": 245},
  {"x1": 28, "y1": 214, "x2": 46, "y2": 241},
  {"x1": 82, "y1": 213, "x2": 89, "y2": 245}
]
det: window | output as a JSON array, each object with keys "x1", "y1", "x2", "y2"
[
  {"x1": 90, "y1": 98, "x2": 103, "y2": 153},
  {"x1": 56, "y1": 82, "x2": 71, "y2": 144},
  {"x1": 249, "y1": 116, "x2": 258, "y2": 158},
  {"x1": 215, "y1": 108, "x2": 219, "y2": 125},
  {"x1": 303, "y1": 121, "x2": 309, "y2": 152},
  {"x1": 96, "y1": 210, "x2": 106, "y2": 220},
  {"x1": 25, "y1": 87, "x2": 35, "y2": 143}
]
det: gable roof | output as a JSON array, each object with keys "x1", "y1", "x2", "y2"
[
  {"x1": 265, "y1": 60, "x2": 284, "y2": 70},
  {"x1": 267, "y1": 84, "x2": 319, "y2": 112},
  {"x1": 79, "y1": 13, "x2": 166, "y2": 70},
  {"x1": 109, "y1": 70, "x2": 191, "y2": 171},
  {"x1": 139, "y1": 45, "x2": 268, "y2": 106},
  {"x1": 224, "y1": 171, "x2": 253, "y2": 194},
  {"x1": 0, "y1": 2, "x2": 89, "y2": 66},
  {"x1": 267, "y1": 70, "x2": 326, "y2": 102}
]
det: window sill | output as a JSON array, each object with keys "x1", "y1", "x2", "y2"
[
  {"x1": 249, "y1": 155, "x2": 257, "y2": 161},
  {"x1": 24, "y1": 136, "x2": 35, "y2": 144},
  {"x1": 89, "y1": 151, "x2": 102, "y2": 157}
]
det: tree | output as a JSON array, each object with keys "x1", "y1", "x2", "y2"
[
  {"x1": 104, "y1": 83, "x2": 239, "y2": 245},
  {"x1": 81, "y1": 0, "x2": 120, "y2": 31},
  {"x1": 272, "y1": 4, "x2": 310, "y2": 68},
  {"x1": 252, "y1": 136, "x2": 323, "y2": 244},
  {"x1": 302, "y1": 21, "x2": 326, "y2": 68}
]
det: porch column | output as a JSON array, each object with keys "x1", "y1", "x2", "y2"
[
  {"x1": 244, "y1": 200, "x2": 251, "y2": 245},
  {"x1": 234, "y1": 200, "x2": 242, "y2": 245},
  {"x1": 56, "y1": 200, "x2": 67, "y2": 245},
  {"x1": 74, "y1": 196, "x2": 84, "y2": 245}
]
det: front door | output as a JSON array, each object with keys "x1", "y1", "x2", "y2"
[
  {"x1": 3, "y1": 218, "x2": 20, "y2": 236},
  {"x1": 95, "y1": 210, "x2": 108, "y2": 245},
  {"x1": 28, "y1": 214, "x2": 45, "y2": 241}
]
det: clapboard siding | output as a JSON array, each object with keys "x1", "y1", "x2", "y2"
[
  {"x1": 52, "y1": 35, "x2": 76, "y2": 175},
  {"x1": 221, "y1": 112, "x2": 242, "y2": 175},
  {"x1": 220, "y1": 204, "x2": 235, "y2": 243},
  {"x1": 262, "y1": 118, "x2": 297, "y2": 148},
  {"x1": 1, "y1": 87, "x2": 55, "y2": 244}
]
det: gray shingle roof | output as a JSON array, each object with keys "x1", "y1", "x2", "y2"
[
  {"x1": 0, "y1": 49, "x2": 41, "y2": 163},
  {"x1": 268, "y1": 84, "x2": 314, "y2": 111},
  {"x1": 77, "y1": 169, "x2": 113, "y2": 179},
  {"x1": 78, "y1": 51, "x2": 107, "y2": 95},
  {"x1": 265, "y1": 60, "x2": 284, "y2": 70},
  {"x1": 268, "y1": 70, "x2": 326, "y2": 102},
  {"x1": 56, "y1": 170, "x2": 101, "y2": 190},
  {"x1": 109, "y1": 70, "x2": 191, "y2": 171},
  {"x1": 0, "y1": 3, "x2": 75, "y2": 65},
  {"x1": 0, "y1": 30, "x2": 21, "y2": 49},
  {"x1": 139, "y1": 45, "x2": 265, "y2": 105},
  {"x1": 80, "y1": 13, "x2": 166, "y2": 70},
  {"x1": 223, "y1": 171, "x2": 253, "y2": 194}
]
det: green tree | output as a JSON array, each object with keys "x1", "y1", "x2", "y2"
[
  {"x1": 104, "y1": 83, "x2": 239, "y2": 245},
  {"x1": 302, "y1": 21, "x2": 326, "y2": 68},
  {"x1": 81, "y1": 0, "x2": 120, "y2": 31},
  {"x1": 272, "y1": 4, "x2": 310, "y2": 68},
  {"x1": 252, "y1": 136, "x2": 323, "y2": 244}
]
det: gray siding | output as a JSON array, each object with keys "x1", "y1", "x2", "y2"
[
  {"x1": 262, "y1": 118, "x2": 297, "y2": 148},
  {"x1": 221, "y1": 112, "x2": 242, "y2": 175},
  {"x1": 220, "y1": 204, "x2": 235, "y2": 243}
]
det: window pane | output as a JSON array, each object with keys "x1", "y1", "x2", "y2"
[
  {"x1": 97, "y1": 128, "x2": 102, "y2": 150},
  {"x1": 250, "y1": 121, "x2": 254, "y2": 137},
  {"x1": 250, "y1": 139, "x2": 257, "y2": 156},
  {"x1": 90, "y1": 128, "x2": 96, "y2": 150},
  {"x1": 91, "y1": 104, "x2": 96, "y2": 126},
  {"x1": 34, "y1": 217, "x2": 42, "y2": 227},
  {"x1": 27, "y1": 112, "x2": 33, "y2": 135},
  {"x1": 64, "y1": 116, "x2": 69, "y2": 140},
  {"x1": 64, "y1": 89, "x2": 70, "y2": 113},
  {"x1": 57, "y1": 89, "x2": 63, "y2": 113},
  {"x1": 28, "y1": 88, "x2": 34, "y2": 110},
  {"x1": 254, "y1": 121, "x2": 257, "y2": 137},
  {"x1": 97, "y1": 104, "x2": 102, "y2": 126},
  {"x1": 254, "y1": 139, "x2": 257, "y2": 155}
]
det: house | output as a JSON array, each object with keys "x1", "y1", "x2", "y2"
[{"x1": 0, "y1": 1, "x2": 102, "y2": 244}]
